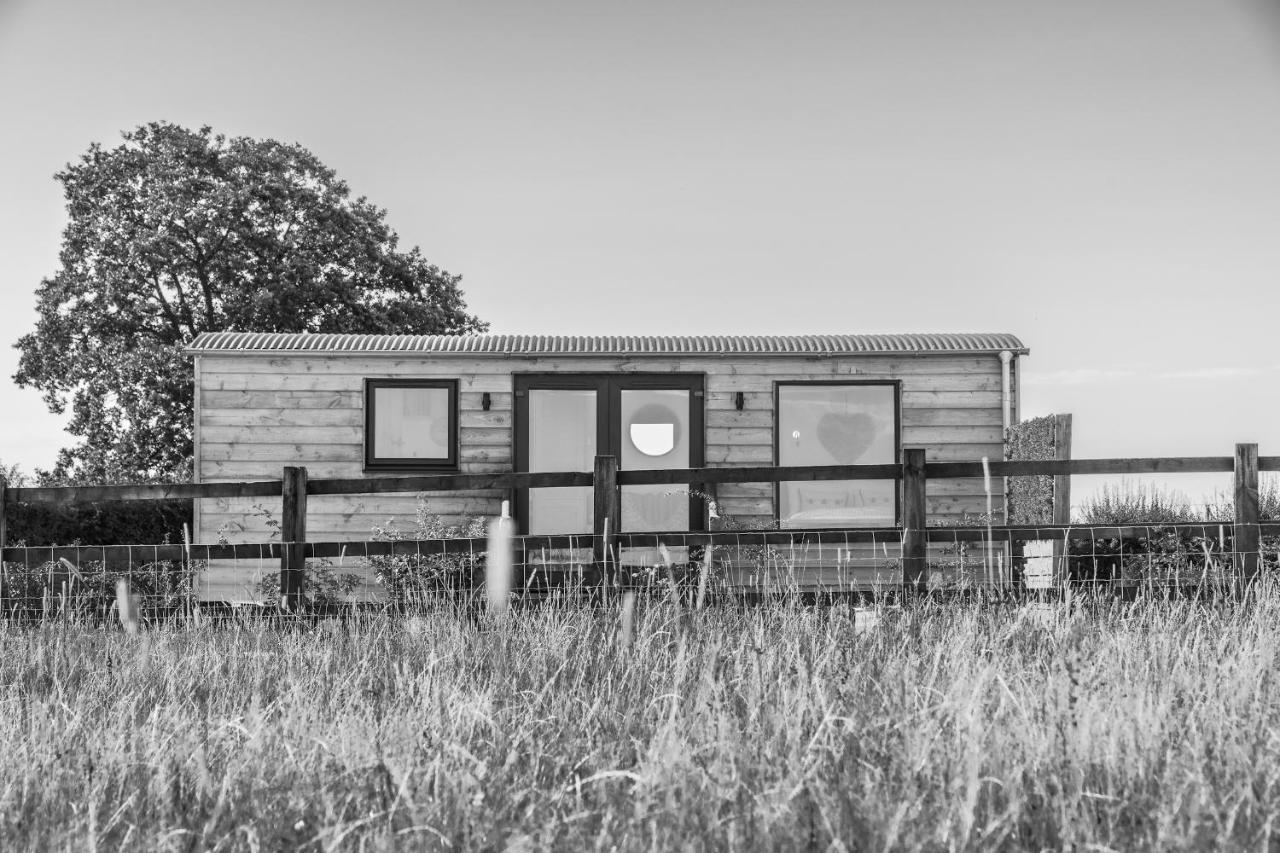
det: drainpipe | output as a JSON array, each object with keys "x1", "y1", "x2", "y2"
[
  {"x1": 999, "y1": 350, "x2": 1014, "y2": 435},
  {"x1": 999, "y1": 351, "x2": 1014, "y2": 549}
]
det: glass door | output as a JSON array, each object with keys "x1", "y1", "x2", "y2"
[
  {"x1": 526, "y1": 388, "x2": 598, "y2": 534},
  {"x1": 515, "y1": 374, "x2": 704, "y2": 536},
  {"x1": 617, "y1": 387, "x2": 694, "y2": 532}
]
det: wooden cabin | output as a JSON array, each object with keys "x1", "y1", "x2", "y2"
[{"x1": 186, "y1": 332, "x2": 1027, "y2": 600}]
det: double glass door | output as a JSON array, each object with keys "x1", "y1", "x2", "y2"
[{"x1": 515, "y1": 374, "x2": 704, "y2": 535}]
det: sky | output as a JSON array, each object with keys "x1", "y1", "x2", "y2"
[{"x1": 0, "y1": 0, "x2": 1277, "y2": 510}]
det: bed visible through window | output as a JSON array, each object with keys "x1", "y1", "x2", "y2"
[{"x1": 364, "y1": 379, "x2": 458, "y2": 470}]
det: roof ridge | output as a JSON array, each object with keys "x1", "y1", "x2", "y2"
[{"x1": 185, "y1": 331, "x2": 1028, "y2": 356}]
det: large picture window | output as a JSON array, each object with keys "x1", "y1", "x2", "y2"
[
  {"x1": 776, "y1": 382, "x2": 899, "y2": 528},
  {"x1": 364, "y1": 379, "x2": 458, "y2": 470}
]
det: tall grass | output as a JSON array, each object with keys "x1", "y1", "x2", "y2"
[{"x1": 3, "y1": 594, "x2": 1280, "y2": 850}]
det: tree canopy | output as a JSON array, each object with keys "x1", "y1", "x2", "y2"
[{"x1": 15, "y1": 122, "x2": 487, "y2": 484}]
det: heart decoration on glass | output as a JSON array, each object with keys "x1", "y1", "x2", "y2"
[{"x1": 815, "y1": 412, "x2": 879, "y2": 463}]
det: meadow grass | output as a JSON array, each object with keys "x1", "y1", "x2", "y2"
[{"x1": 2, "y1": 592, "x2": 1279, "y2": 851}]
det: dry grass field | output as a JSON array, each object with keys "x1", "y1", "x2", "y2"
[{"x1": 2, "y1": 592, "x2": 1279, "y2": 851}]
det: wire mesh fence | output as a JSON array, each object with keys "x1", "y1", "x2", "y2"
[{"x1": 2, "y1": 521, "x2": 1276, "y2": 620}]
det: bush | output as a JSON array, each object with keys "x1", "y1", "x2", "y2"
[
  {"x1": 370, "y1": 501, "x2": 489, "y2": 607},
  {"x1": 254, "y1": 560, "x2": 362, "y2": 608},
  {"x1": 1078, "y1": 481, "x2": 1197, "y2": 525},
  {"x1": 4, "y1": 499, "x2": 191, "y2": 547},
  {"x1": 1067, "y1": 478, "x2": 1280, "y2": 585}
]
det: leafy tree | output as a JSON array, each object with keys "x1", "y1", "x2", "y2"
[{"x1": 15, "y1": 122, "x2": 487, "y2": 485}]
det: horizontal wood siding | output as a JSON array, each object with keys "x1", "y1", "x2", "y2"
[{"x1": 196, "y1": 352, "x2": 1012, "y2": 593}]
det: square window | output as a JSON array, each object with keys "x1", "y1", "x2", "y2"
[
  {"x1": 365, "y1": 380, "x2": 458, "y2": 470},
  {"x1": 776, "y1": 382, "x2": 899, "y2": 528}
]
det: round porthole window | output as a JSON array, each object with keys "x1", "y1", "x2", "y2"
[{"x1": 628, "y1": 403, "x2": 681, "y2": 457}]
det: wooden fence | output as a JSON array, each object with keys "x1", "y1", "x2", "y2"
[{"x1": 1, "y1": 443, "x2": 1276, "y2": 607}]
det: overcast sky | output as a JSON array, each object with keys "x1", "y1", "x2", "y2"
[{"x1": 1, "y1": 0, "x2": 1277, "y2": 507}]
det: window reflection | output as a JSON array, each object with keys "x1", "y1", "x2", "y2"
[{"x1": 628, "y1": 401, "x2": 680, "y2": 457}]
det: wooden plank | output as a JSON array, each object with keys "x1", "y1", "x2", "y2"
[
  {"x1": 705, "y1": 391, "x2": 775, "y2": 411},
  {"x1": 902, "y1": 408, "x2": 1004, "y2": 427},
  {"x1": 202, "y1": 405, "x2": 508, "y2": 429},
  {"x1": 1052, "y1": 414, "x2": 1073, "y2": 526},
  {"x1": 459, "y1": 411, "x2": 512, "y2": 428},
  {"x1": 928, "y1": 457, "x2": 1237, "y2": 478},
  {"x1": 619, "y1": 464, "x2": 903, "y2": 485},
  {"x1": 707, "y1": 445, "x2": 773, "y2": 464},
  {"x1": 902, "y1": 449, "x2": 927, "y2": 593},
  {"x1": 203, "y1": 373, "x2": 514, "y2": 392},
  {"x1": 201, "y1": 425, "x2": 509, "y2": 447},
  {"x1": 201, "y1": 443, "x2": 362, "y2": 462},
  {"x1": 593, "y1": 456, "x2": 619, "y2": 576},
  {"x1": 202, "y1": 496, "x2": 503, "y2": 521},
  {"x1": 201, "y1": 388, "x2": 512, "y2": 413},
  {"x1": 10, "y1": 480, "x2": 282, "y2": 504},
  {"x1": 308, "y1": 470, "x2": 591, "y2": 495},
  {"x1": 201, "y1": 461, "x2": 360, "y2": 479},
  {"x1": 705, "y1": 409, "x2": 774, "y2": 428},
  {"x1": 202, "y1": 455, "x2": 516, "y2": 481},
  {"x1": 901, "y1": 425, "x2": 1005, "y2": 445},
  {"x1": 906, "y1": 443, "x2": 1005, "y2": 461},
  {"x1": 202, "y1": 425, "x2": 364, "y2": 443},
  {"x1": 706, "y1": 427, "x2": 773, "y2": 446},
  {"x1": 201, "y1": 390, "x2": 363, "y2": 409},
  {"x1": 902, "y1": 390, "x2": 1003, "y2": 409},
  {"x1": 207, "y1": 511, "x2": 501, "y2": 537},
  {"x1": 202, "y1": 408, "x2": 363, "y2": 427},
  {"x1": 711, "y1": 498, "x2": 993, "y2": 519},
  {"x1": 460, "y1": 391, "x2": 512, "y2": 410},
  {"x1": 1235, "y1": 443, "x2": 1260, "y2": 584},
  {"x1": 201, "y1": 441, "x2": 511, "y2": 463},
  {"x1": 700, "y1": 356, "x2": 1001, "y2": 376},
  {"x1": 279, "y1": 466, "x2": 307, "y2": 610}
]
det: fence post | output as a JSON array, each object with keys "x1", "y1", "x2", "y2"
[
  {"x1": 1052, "y1": 413, "x2": 1073, "y2": 585},
  {"x1": 593, "y1": 455, "x2": 619, "y2": 589},
  {"x1": 1234, "y1": 443, "x2": 1260, "y2": 586},
  {"x1": 280, "y1": 466, "x2": 308, "y2": 611},
  {"x1": 902, "y1": 448, "x2": 927, "y2": 595}
]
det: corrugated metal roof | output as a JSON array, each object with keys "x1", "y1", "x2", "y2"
[{"x1": 185, "y1": 331, "x2": 1028, "y2": 357}]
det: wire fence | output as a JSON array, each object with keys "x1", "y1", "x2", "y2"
[
  {"x1": 2, "y1": 445, "x2": 1275, "y2": 620},
  {"x1": 3, "y1": 521, "x2": 1277, "y2": 620}
]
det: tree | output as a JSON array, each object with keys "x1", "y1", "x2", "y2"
[{"x1": 15, "y1": 122, "x2": 487, "y2": 485}]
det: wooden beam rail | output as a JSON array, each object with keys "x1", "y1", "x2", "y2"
[{"x1": 6, "y1": 456, "x2": 1278, "y2": 504}]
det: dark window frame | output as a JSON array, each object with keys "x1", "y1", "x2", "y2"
[
  {"x1": 773, "y1": 379, "x2": 903, "y2": 527},
  {"x1": 513, "y1": 373, "x2": 706, "y2": 535},
  {"x1": 363, "y1": 378, "x2": 460, "y2": 472}
]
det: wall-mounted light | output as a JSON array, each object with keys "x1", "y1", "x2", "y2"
[
  {"x1": 734, "y1": 391, "x2": 745, "y2": 411},
  {"x1": 482, "y1": 392, "x2": 492, "y2": 411}
]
